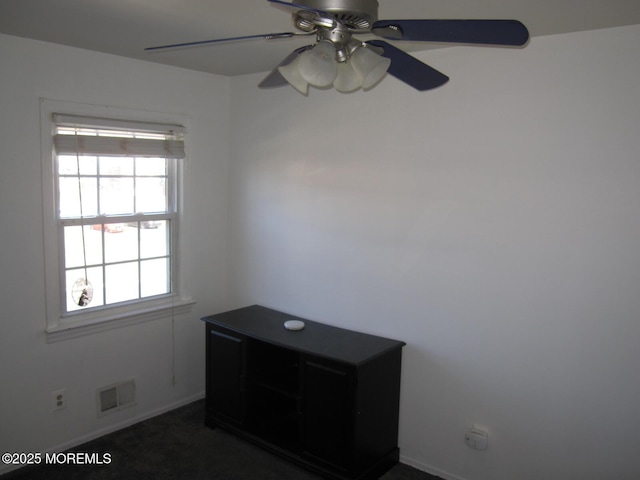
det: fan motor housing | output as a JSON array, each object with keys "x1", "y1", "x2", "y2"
[{"x1": 297, "y1": 0, "x2": 379, "y2": 31}]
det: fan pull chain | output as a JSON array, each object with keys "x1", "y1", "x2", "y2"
[{"x1": 74, "y1": 131, "x2": 91, "y2": 307}]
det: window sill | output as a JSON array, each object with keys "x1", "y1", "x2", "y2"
[{"x1": 45, "y1": 296, "x2": 196, "y2": 343}]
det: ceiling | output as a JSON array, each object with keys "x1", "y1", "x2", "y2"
[{"x1": 1, "y1": 0, "x2": 639, "y2": 77}]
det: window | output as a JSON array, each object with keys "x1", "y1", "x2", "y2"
[{"x1": 41, "y1": 102, "x2": 193, "y2": 341}]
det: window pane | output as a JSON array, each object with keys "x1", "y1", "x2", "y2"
[
  {"x1": 140, "y1": 220, "x2": 169, "y2": 258},
  {"x1": 99, "y1": 156, "x2": 133, "y2": 176},
  {"x1": 59, "y1": 177, "x2": 98, "y2": 218},
  {"x1": 58, "y1": 155, "x2": 97, "y2": 175},
  {"x1": 104, "y1": 224, "x2": 138, "y2": 263},
  {"x1": 100, "y1": 177, "x2": 134, "y2": 215},
  {"x1": 141, "y1": 258, "x2": 170, "y2": 297},
  {"x1": 105, "y1": 262, "x2": 139, "y2": 304},
  {"x1": 58, "y1": 155, "x2": 78, "y2": 175},
  {"x1": 64, "y1": 226, "x2": 103, "y2": 268},
  {"x1": 136, "y1": 157, "x2": 166, "y2": 176},
  {"x1": 66, "y1": 266, "x2": 104, "y2": 312},
  {"x1": 136, "y1": 177, "x2": 167, "y2": 213}
]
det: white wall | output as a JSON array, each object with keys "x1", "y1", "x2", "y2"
[
  {"x1": 0, "y1": 34, "x2": 231, "y2": 470},
  {"x1": 2, "y1": 23, "x2": 639, "y2": 480},
  {"x1": 228, "y1": 25, "x2": 640, "y2": 480}
]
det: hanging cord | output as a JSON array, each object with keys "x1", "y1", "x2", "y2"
[{"x1": 74, "y1": 130, "x2": 91, "y2": 306}]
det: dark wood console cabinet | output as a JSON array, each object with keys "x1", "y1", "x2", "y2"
[{"x1": 202, "y1": 305, "x2": 405, "y2": 480}]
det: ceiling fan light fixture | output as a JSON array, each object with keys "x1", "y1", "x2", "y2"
[
  {"x1": 333, "y1": 61, "x2": 361, "y2": 93},
  {"x1": 147, "y1": 1, "x2": 531, "y2": 95},
  {"x1": 350, "y1": 44, "x2": 391, "y2": 89},
  {"x1": 278, "y1": 60, "x2": 309, "y2": 94},
  {"x1": 297, "y1": 40, "x2": 338, "y2": 87}
]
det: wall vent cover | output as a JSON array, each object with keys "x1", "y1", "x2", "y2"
[{"x1": 97, "y1": 379, "x2": 136, "y2": 417}]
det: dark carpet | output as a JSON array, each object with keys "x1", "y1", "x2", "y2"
[{"x1": 2, "y1": 399, "x2": 440, "y2": 480}]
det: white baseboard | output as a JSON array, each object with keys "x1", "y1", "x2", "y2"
[
  {"x1": 399, "y1": 454, "x2": 467, "y2": 480},
  {"x1": 0, "y1": 392, "x2": 205, "y2": 476}
]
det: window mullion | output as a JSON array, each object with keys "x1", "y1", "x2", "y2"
[
  {"x1": 96, "y1": 156, "x2": 102, "y2": 216},
  {"x1": 101, "y1": 227, "x2": 107, "y2": 308}
]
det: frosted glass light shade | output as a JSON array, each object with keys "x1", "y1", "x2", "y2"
[
  {"x1": 334, "y1": 62, "x2": 361, "y2": 93},
  {"x1": 298, "y1": 41, "x2": 338, "y2": 87},
  {"x1": 350, "y1": 46, "x2": 391, "y2": 90},
  {"x1": 278, "y1": 59, "x2": 309, "y2": 95}
]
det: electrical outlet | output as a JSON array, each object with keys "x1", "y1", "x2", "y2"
[{"x1": 52, "y1": 389, "x2": 66, "y2": 411}]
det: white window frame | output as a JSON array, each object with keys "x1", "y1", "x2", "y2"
[{"x1": 41, "y1": 99, "x2": 194, "y2": 342}]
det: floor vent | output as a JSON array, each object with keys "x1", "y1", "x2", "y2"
[{"x1": 97, "y1": 379, "x2": 136, "y2": 417}]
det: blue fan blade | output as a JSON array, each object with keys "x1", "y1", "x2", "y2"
[
  {"x1": 372, "y1": 19, "x2": 529, "y2": 46},
  {"x1": 258, "y1": 45, "x2": 314, "y2": 88},
  {"x1": 367, "y1": 40, "x2": 449, "y2": 91},
  {"x1": 145, "y1": 32, "x2": 295, "y2": 51}
]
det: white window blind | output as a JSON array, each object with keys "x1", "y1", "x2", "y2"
[{"x1": 52, "y1": 114, "x2": 186, "y2": 159}]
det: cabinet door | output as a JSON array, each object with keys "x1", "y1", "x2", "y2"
[
  {"x1": 207, "y1": 328, "x2": 246, "y2": 424},
  {"x1": 302, "y1": 357, "x2": 354, "y2": 471}
]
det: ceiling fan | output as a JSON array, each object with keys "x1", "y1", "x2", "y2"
[{"x1": 145, "y1": 0, "x2": 529, "y2": 94}]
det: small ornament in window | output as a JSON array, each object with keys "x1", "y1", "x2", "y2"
[{"x1": 72, "y1": 278, "x2": 94, "y2": 307}]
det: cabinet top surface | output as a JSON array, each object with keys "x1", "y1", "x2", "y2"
[{"x1": 202, "y1": 305, "x2": 405, "y2": 365}]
